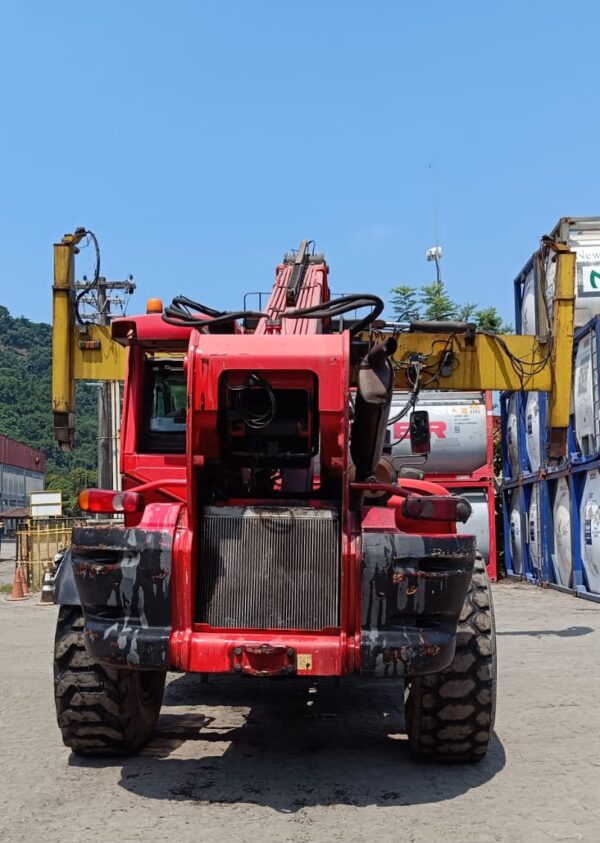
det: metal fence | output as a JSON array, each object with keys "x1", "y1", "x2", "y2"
[{"x1": 15, "y1": 520, "x2": 75, "y2": 591}]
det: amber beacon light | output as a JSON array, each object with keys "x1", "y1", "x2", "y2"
[{"x1": 146, "y1": 297, "x2": 164, "y2": 314}]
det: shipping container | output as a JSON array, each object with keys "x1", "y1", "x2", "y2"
[
  {"x1": 549, "y1": 217, "x2": 600, "y2": 329},
  {"x1": 571, "y1": 461, "x2": 600, "y2": 602},
  {"x1": 0, "y1": 435, "x2": 45, "y2": 473},
  {"x1": 458, "y1": 488, "x2": 491, "y2": 561},
  {"x1": 501, "y1": 389, "x2": 553, "y2": 481},
  {"x1": 524, "y1": 479, "x2": 550, "y2": 582},
  {"x1": 389, "y1": 391, "x2": 492, "y2": 477},
  {"x1": 524, "y1": 391, "x2": 548, "y2": 474},
  {"x1": 515, "y1": 256, "x2": 538, "y2": 335},
  {"x1": 502, "y1": 485, "x2": 526, "y2": 576},
  {"x1": 514, "y1": 217, "x2": 600, "y2": 334},
  {"x1": 502, "y1": 479, "x2": 550, "y2": 582},
  {"x1": 545, "y1": 468, "x2": 574, "y2": 590},
  {"x1": 501, "y1": 219, "x2": 600, "y2": 597},
  {"x1": 500, "y1": 392, "x2": 527, "y2": 480},
  {"x1": 389, "y1": 391, "x2": 496, "y2": 579},
  {"x1": 571, "y1": 316, "x2": 600, "y2": 461}
]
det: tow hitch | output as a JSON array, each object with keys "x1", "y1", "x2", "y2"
[{"x1": 232, "y1": 643, "x2": 296, "y2": 676}]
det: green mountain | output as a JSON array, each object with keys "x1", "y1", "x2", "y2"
[{"x1": 0, "y1": 305, "x2": 98, "y2": 513}]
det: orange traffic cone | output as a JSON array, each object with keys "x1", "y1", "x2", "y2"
[{"x1": 6, "y1": 566, "x2": 31, "y2": 602}]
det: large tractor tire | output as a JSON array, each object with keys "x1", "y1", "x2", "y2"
[
  {"x1": 54, "y1": 606, "x2": 166, "y2": 756},
  {"x1": 404, "y1": 555, "x2": 496, "y2": 762}
]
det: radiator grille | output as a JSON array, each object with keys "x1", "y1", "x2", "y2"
[{"x1": 197, "y1": 505, "x2": 340, "y2": 630}]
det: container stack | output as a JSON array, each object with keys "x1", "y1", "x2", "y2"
[
  {"x1": 391, "y1": 390, "x2": 497, "y2": 580},
  {"x1": 500, "y1": 388, "x2": 552, "y2": 583},
  {"x1": 501, "y1": 217, "x2": 600, "y2": 603}
]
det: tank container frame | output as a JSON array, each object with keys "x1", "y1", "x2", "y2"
[
  {"x1": 500, "y1": 391, "x2": 528, "y2": 481},
  {"x1": 570, "y1": 316, "x2": 600, "y2": 464},
  {"x1": 569, "y1": 459, "x2": 600, "y2": 603},
  {"x1": 544, "y1": 466, "x2": 575, "y2": 594},
  {"x1": 502, "y1": 475, "x2": 551, "y2": 584}
]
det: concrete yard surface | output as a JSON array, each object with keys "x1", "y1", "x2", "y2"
[
  {"x1": 0, "y1": 539, "x2": 17, "y2": 587},
  {"x1": 1, "y1": 581, "x2": 599, "y2": 842}
]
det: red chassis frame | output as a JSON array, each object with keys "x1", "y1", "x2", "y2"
[
  {"x1": 169, "y1": 330, "x2": 361, "y2": 676},
  {"x1": 81, "y1": 310, "x2": 478, "y2": 679}
]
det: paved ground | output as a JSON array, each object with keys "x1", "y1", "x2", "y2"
[
  {"x1": 1, "y1": 582, "x2": 599, "y2": 842},
  {"x1": 0, "y1": 539, "x2": 16, "y2": 587}
]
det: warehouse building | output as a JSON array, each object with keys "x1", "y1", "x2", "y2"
[{"x1": 0, "y1": 435, "x2": 45, "y2": 513}]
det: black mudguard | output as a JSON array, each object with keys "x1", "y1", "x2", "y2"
[
  {"x1": 53, "y1": 548, "x2": 80, "y2": 606},
  {"x1": 360, "y1": 532, "x2": 476, "y2": 677},
  {"x1": 69, "y1": 525, "x2": 173, "y2": 670}
]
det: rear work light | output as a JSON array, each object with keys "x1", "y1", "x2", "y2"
[
  {"x1": 78, "y1": 489, "x2": 145, "y2": 514},
  {"x1": 403, "y1": 495, "x2": 472, "y2": 523}
]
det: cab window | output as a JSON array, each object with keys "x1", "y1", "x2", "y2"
[{"x1": 140, "y1": 358, "x2": 186, "y2": 452}]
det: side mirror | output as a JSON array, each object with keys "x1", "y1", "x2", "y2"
[{"x1": 409, "y1": 410, "x2": 431, "y2": 455}]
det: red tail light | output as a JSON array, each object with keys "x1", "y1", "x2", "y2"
[
  {"x1": 403, "y1": 495, "x2": 471, "y2": 523},
  {"x1": 78, "y1": 489, "x2": 145, "y2": 514}
]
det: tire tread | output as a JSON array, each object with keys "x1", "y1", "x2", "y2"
[
  {"x1": 405, "y1": 555, "x2": 497, "y2": 762},
  {"x1": 53, "y1": 606, "x2": 164, "y2": 756}
]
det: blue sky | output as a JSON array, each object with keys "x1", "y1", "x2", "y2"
[{"x1": 1, "y1": 1, "x2": 599, "y2": 325}]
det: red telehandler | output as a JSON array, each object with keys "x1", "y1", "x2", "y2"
[{"x1": 51, "y1": 235, "x2": 575, "y2": 761}]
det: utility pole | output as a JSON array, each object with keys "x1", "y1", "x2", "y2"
[
  {"x1": 427, "y1": 164, "x2": 444, "y2": 287},
  {"x1": 96, "y1": 280, "x2": 113, "y2": 490},
  {"x1": 74, "y1": 273, "x2": 135, "y2": 492},
  {"x1": 426, "y1": 245, "x2": 443, "y2": 286}
]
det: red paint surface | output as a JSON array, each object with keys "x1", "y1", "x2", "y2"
[
  {"x1": 183, "y1": 632, "x2": 344, "y2": 676},
  {"x1": 110, "y1": 266, "x2": 497, "y2": 676}
]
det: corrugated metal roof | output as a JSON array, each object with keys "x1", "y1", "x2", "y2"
[
  {"x1": 0, "y1": 435, "x2": 45, "y2": 473},
  {"x1": 0, "y1": 506, "x2": 29, "y2": 518}
]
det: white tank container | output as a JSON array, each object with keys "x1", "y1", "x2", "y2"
[
  {"x1": 527, "y1": 483, "x2": 544, "y2": 576},
  {"x1": 579, "y1": 469, "x2": 600, "y2": 594},
  {"x1": 552, "y1": 476, "x2": 572, "y2": 587},
  {"x1": 525, "y1": 392, "x2": 543, "y2": 472},
  {"x1": 520, "y1": 266, "x2": 537, "y2": 335},
  {"x1": 509, "y1": 489, "x2": 524, "y2": 574},
  {"x1": 572, "y1": 238, "x2": 600, "y2": 326},
  {"x1": 389, "y1": 391, "x2": 488, "y2": 475},
  {"x1": 564, "y1": 223, "x2": 600, "y2": 327},
  {"x1": 506, "y1": 393, "x2": 520, "y2": 478},
  {"x1": 455, "y1": 487, "x2": 490, "y2": 563},
  {"x1": 573, "y1": 323, "x2": 600, "y2": 457},
  {"x1": 523, "y1": 218, "x2": 600, "y2": 332}
]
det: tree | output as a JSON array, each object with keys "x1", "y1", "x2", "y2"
[
  {"x1": 390, "y1": 285, "x2": 420, "y2": 321},
  {"x1": 474, "y1": 307, "x2": 513, "y2": 334},
  {"x1": 0, "y1": 305, "x2": 98, "y2": 501},
  {"x1": 389, "y1": 284, "x2": 511, "y2": 334},
  {"x1": 457, "y1": 302, "x2": 478, "y2": 321},
  {"x1": 420, "y1": 282, "x2": 458, "y2": 321},
  {"x1": 45, "y1": 466, "x2": 98, "y2": 516}
]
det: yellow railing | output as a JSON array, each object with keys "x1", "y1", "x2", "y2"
[{"x1": 16, "y1": 522, "x2": 74, "y2": 591}]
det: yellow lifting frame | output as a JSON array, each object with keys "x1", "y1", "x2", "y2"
[
  {"x1": 52, "y1": 230, "x2": 575, "y2": 458},
  {"x1": 52, "y1": 232, "x2": 126, "y2": 448},
  {"x1": 372, "y1": 245, "x2": 576, "y2": 457}
]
